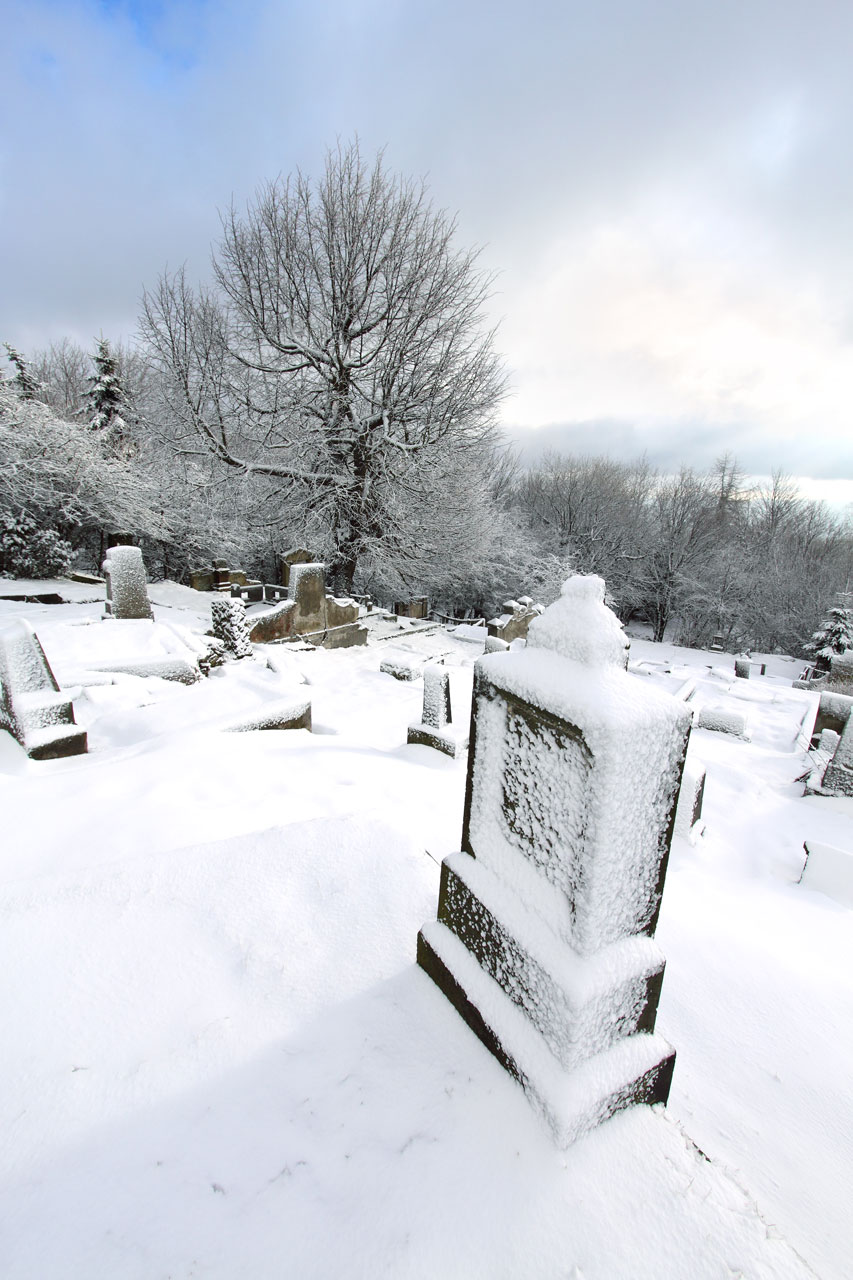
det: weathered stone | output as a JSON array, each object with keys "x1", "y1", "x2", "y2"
[
  {"x1": 734, "y1": 659, "x2": 751, "y2": 679},
  {"x1": 380, "y1": 654, "x2": 424, "y2": 680},
  {"x1": 407, "y1": 664, "x2": 468, "y2": 757},
  {"x1": 247, "y1": 599, "x2": 297, "y2": 644},
  {"x1": 487, "y1": 599, "x2": 543, "y2": 644},
  {"x1": 320, "y1": 622, "x2": 367, "y2": 649},
  {"x1": 190, "y1": 569, "x2": 215, "y2": 592},
  {"x1": 821, "y1": 713, "x2": 853, "y2": 796},
  {"x1": 813, "y1": 690, "x2": 853, "y2": 739},
  {"x1": 484, "y1": 635, "x2": 510, "y2": 654},
  {"x1": 417, "y1": 574, "x2": 691, "y2": 1146},
  {"x1": 395, "y1": 597, "x2": 429, "y2": 619},
  {"x1": 223, "y1": 698, "x2": 312, "y2": 733},
  {"x1": 824, "y1": 651, "x2": 853, "y2": 696},
  {"x1": 289, "y1": 563, "x2": 326, "y2": 633},
  {"x1": 279, "y1": 547, "x2": 314, "y2": 587},
  {"x1": 103, "y1": 546, "x2": 153, "y2": 620},
  {"x1": 85, "y1": 656, "x2": 200, "y2": 684},
  {"x1": 0, "y1": 619, "x2": 87, "y2": 759},
  {"x1": 230, "y1": 581, "x2": 264, "y2": 602},
  {"x1": 211, "y1": 597, "x2": 254, "y2": 659},
  {"x1": 326, "y1": 595, "x2": 359, "y2": 628}
]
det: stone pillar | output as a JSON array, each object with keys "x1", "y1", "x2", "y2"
[
  {"x1": 408, "y1": 664, "x2": 466, "y2": 757},
  {"x1": 417, "y1": 574, "x2": 692, "y2": 1146},
  {"x1": 103, "y1": 546, "x2": 153, "y2": 619}
]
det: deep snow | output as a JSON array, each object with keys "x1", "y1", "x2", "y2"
[{"x1": 0, "y1": 581, "x2": 850, "y2": 1278}]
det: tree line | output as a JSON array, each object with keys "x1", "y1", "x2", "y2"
[{"x1": 2, "y1": 141, "x2": 851, "y2": 655}]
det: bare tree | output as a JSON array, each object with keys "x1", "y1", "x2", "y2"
[{"x1": 140, "y1": 141, "x2": 507, "y2": 593}]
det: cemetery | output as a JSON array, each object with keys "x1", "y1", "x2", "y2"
[{"x1": 0, "y1": 562, "x2": 851, "y2": 1279}]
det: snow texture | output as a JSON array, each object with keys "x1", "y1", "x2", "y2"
[
  {"x1": 211, "y1": 596, "x2": 254, "y2": 659},
  {"x1": 0, "y1": 578, "x2": 848, "y2": 1279}
]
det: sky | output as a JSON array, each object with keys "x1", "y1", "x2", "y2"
[{"x1": 2, "y1": 0, "x2": 853, "y2": 494}]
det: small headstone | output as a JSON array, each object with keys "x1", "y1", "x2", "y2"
[
  {"x1": 0, "y1": 620, "x2": 87, "y2": 759},
  {"x1": 485, "y1": 635, "x2": 510, "y2": 654},
  {"x1": 380, "y1": 654, "x2": 424, "y2": 681},
  {"x1": 407, "y1": 664, "x2": 467, "y2": 757},
  {"x1": 710, "y1": 635, "x2": 725, "y2": 652},
  {"x1": 417, "y1": 574, "x2": 692, "y2": 1146},
  {"x1": 190, "y1": 568, "x2": 215, "y2": 592},
  {"x1": 289, "y1": 562, "x2": 327, "y2": 633},
  {"x1": 211, "y1": 597, "x2": 254, "y2": 659},
  {"x1": 486, "y1": 598, "x2": 545, "y2": 644},
  {"x1": 395, "y1": 597, "x2": 429, "y2": 619},
  {"x1": 734, "y1": 659, "x2": 751, "y2": 680},
  {"x1": 103, "y1": 546, "x2": 153, "y2": 620}
]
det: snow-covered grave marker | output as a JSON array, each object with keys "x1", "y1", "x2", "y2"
[
  {"x1": 0, "y1": 619, "x2": 87, "y2": 759},
  {"x1": 417, "y1": 575, "x2": 693, "y2": 1146},
  {"x1": 799, "y1": 839, "x2": 853, "y2": 907},
  {"x1": 407, "y1": 663, "x2": 469, "y2": 758},
  {"x1": 102, "y1": 545, "x2": 153, "y2": 620},
  {"x1": 211, "y1": 596, "x2": 254, "y2": 660}
]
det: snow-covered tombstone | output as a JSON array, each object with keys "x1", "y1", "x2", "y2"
[
  {"x1": 210, "y1": 597, "x2": 253, "y2": 660},
  {"x1": 417, "y1": 574, "x2": 692, "y2": 1146},
  {"x1": 0, "y1": 619, "x2": 87, "y2": 759},
  {"x1": 289, "y1": 562, "x2": 327, "y2": 634},
  {"x1": 487, "y1": 598, "x2": 544, "y2": 645},
  {"x1": 103, "y1": 546, "x2": 153, "y2": 620},
  {"x1": 408, "y1": 663, "x2": 468, "y2": 758}
]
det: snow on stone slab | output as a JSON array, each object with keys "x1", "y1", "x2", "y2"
[{"x1": 799, "y1": 839, "x2": 853, "y2": 907}]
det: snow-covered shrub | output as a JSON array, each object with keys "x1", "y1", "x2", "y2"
[
  {"x1": 805, "y1": 594, "x2": 853, "y2": 670},
  {"x1": 0, "y1": 513, "x2": 73, "y2": 579}
]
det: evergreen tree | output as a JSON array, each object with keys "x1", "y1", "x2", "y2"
[
  {"x1": 87, "y1": 337, "x2": 129, "y2": 449},
  {"x1": 805, "y1": 593, "x2": 853, "y2": 668},
  {"x1": 3, "y1": 343, "x2": 41, "y2": 401}
]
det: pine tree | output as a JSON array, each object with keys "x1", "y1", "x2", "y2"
[
  {"x1": 87, "y1": 337, "x2": 129, "y2": 449},
  {"x1": 805, "y1": 593, "x2": 853, "y2": 669},
  {"x1": 3, "y1": 343, "x2": 41, "y2": 401}
]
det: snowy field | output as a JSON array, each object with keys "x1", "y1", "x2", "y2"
[{"x1": 1, "y1": 580, "x2": 851, "y2": 1279}]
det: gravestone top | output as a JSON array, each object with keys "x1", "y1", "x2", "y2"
[{"x1": 527, "y1": 575, "x2": 628, "y2": 669}]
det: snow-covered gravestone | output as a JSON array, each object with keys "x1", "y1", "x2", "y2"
[
  {"x1": 417, "y1": 575, "x2": 693, "y2": 1146},
  {"x1": 103, "y1": 546, "x2": 153, "y2": 620},
  {"x1": 211, "y1": 597, "x2": 253, "y2": 660},
  {"x1": 408, "y1": 664, "x2": 468, "y2": 758}
]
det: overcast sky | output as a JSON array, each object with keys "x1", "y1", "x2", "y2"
[{"x1": 3, "y1": 0, "x2": 853, "y2": 492}]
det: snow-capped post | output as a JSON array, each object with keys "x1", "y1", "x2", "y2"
[
  {"x1": 102, "y1": 546, "x2": 153, "y2": 620},
  {"x1": 417, "y1": 574, "x2": 693, "y2": 1146}
]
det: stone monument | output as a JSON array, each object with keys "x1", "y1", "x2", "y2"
[
  {"x1": 211, "y1": 597, "x2": 254, "y2": 659},
  {"x1": 103, "y1": 546, "x2": 153, "y2": 620},
  {"x1": 417, "y1": 575, "x2": 692, "y2": 1146},
  {"x1": 0, "y1": 620, "x2": 87, "y2": 759},
  {"x1": 407, "y1": 664, "x2": 468, "y2": 758}
]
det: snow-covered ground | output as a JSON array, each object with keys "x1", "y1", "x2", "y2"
[{"x1": 1, "y1": 582, "x2": 850, "y2": 1279}]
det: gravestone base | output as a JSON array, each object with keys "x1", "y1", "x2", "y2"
[
  {"x1": 407, "y1": 722, "x2": 468, "y2": 758},
  {"x1": 418, "y1": 922, "x2": 675, "y2": 1147}
]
